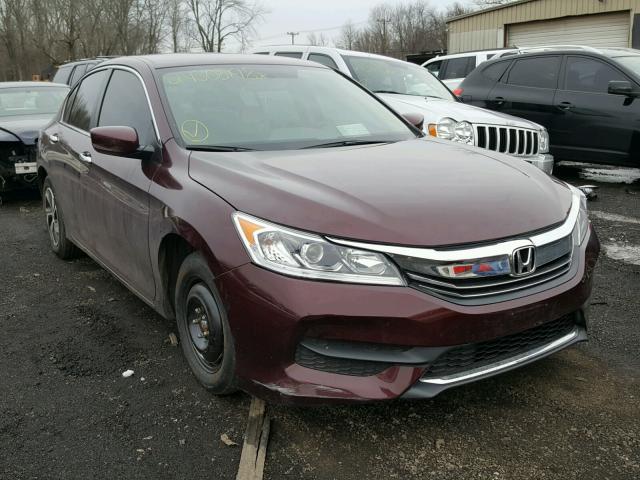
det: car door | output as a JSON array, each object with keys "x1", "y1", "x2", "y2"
[
  {"x1": 552, "y1": 55, "x2": 637, "y2": 164},
  {"x1": 487, "y1": 55, "x2": 562, "y2": 131},
  {"x1": 51, "y1": 69, "x2": 111, "y2": 248},
  {"x1": 87, "y1": 68, "x2": 159, "y2": 301}
]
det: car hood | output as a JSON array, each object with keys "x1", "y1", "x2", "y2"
[
  {"x1": 379, "y1": 94, "x2": 543, "y2": 130},
  {"x1": 0, "y1": 114, "x2": 52, "y2": 145},
  {"x1": 189, "y1": 138, "x2": 572, "y2": 247}
]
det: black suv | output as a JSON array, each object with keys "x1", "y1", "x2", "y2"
[
  {"x1": 458, "y1": 47, "x2": 640, "y2": 166},
  {"x1": 52, "y1": 57, "x2": 116, "y2": 86}
]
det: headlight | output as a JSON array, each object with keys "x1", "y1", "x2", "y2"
[
  {"x1": 428, "y1": 118, "x2": 474, "y2": 145},
  {"x1": 232, "y1": 213, "x2": 405, "y2": 286},
  {"x1": 569, "y1": 186, "x2": 589, "y2": 245},
  {"x1": 539, "y1": 128, "x2": 550, "y2": 153}
]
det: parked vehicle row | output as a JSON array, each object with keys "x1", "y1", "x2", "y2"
[
  {"x1": 458, "y1": 46, "x2": 640, "y2": 167},
  {"x1": 0, "y1": 82, "x2": 68, "y2": 194},
  {"x1": 252, "y1": 46, "x2": 554, "y2": 173},
  {"x1": 37, "y1": 53, "x2": 598, "y2": 404}
]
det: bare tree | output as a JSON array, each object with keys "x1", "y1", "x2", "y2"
[
  {"x1": 306, "y1": 32, "x2": 328, "y2": 46},
  {"x1": 337, "y1": 20, "x2": 357, "y2": 50},
  {"x1": 186, "y1": 0, "x2": 264, "y2": 52}
]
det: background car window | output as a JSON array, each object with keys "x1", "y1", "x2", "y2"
[
  {"x1": 507, "y1": 56, "x2": 561, "y2": 89},
  {"x1": 307, "y1": 53, "x2": 338, "y2": 69},
  {"x1": 69, "y1": 64, "x2": 88, "y2": 86},
  {"x1": 275, "y1": 52, "x2": 303, "y2": 59},
  {"x1": 0, "y1": 87, "x2": 68, "y2": 118},
  {"x1": 98, "y1": 70, "x2": 156, "y2": 147},
  {"x1": 565, "y1": 56, "x2": 628, "y2": 93},
  {"x1": 483, "y1": 61, "x2": 510, "y2": 81},
  {"x1": 425, "y1": 60, "x2": 442, "y2": 77},
  {"x1": 53, "y1": 66, "x2": 72, "y2": 85},
  {"x1": 66, "y1": 70, "x2": 109, "y2": 131},
  {"x1": 441, "y1": 57, "x2": 475, "y2": 80}
]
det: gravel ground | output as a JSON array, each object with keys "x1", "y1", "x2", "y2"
[{"x1": 1, "y1": 163, "x2": 639, "y2": 480}]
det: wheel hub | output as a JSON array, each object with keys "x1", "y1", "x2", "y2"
[{"x1": 185, "y1": 287, "x2": 224, "y2": 372}]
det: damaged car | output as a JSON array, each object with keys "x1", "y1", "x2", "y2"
[
  {"x1": 0, "y1": 82, "x2": 68, "y2": 194},
  {"x1": 38, "y1": 55, "x2": 599, "y2": 404}
]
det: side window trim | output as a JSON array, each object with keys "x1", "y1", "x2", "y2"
[{"x1": 90, "y1": 65, "x2": 161, "y2": 142}]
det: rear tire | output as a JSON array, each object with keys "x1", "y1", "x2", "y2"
[
  {"x1": 175, "y1": 252, "x2": 238, "y2": 394},
  {"x1": 42, "y1": 177, "x2": 79, "y2": 260}
]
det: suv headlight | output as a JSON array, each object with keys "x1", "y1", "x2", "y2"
[
  {"x1": 233, "y1": 213, "x2": 405, "y2": 286},
  {"x1": 428, "y1": 118, "x2": 475, "y2": 145},
  {"x1": 539, "y1": 128, "x2": 550, "y2": 153},
  {"x1": 569, "y1": 186, "x2": 589, "y2": 245}
]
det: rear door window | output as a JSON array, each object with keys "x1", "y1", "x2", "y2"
[
  {"x1": 69, "y1": 64, "x2": 88, "y2": 86},
  {"x1": 425, "y1": 60, "x2": 443, "y2": 77},
  {"x1": 53, "y1": 66, "x2": 72, "y2": 85},
  {"x1": 564, "y1": 56, "x2": 629, "y2": 93},
  {"x1": 65, "y1": 70, "x2": 109, "y2": 131},
  {"x1": 483, "y1": 61, "x2": 511, "y2": 82},
  {"x1": 275, "y1": 52, "x2": 303, "y2": 59},
  {"x1": 307, "y1": 53, "x2": 338, "y2": 69},
  {"x1": 98, "y1": 69, "x2": 156, "y2": 147},
  {"x1": 441, "y1": 56, "x2": 475, "y2": 80},
  {"x1": 507, "y1": 56, "x2": 561, "y2": 89}
]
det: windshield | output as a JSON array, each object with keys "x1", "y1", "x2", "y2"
[
  {"x1": 0, "y1": 86, "x2": 68, "y2": 117},
  {"x1": 615, "y1": 56, "x2": 640, "y2": 77},
  {"x1": 341, "y1": 55, "x2": 455, "y2": 100},
  {"x1": 159, "y1": 65, "x2": 416, "y2": 151}
]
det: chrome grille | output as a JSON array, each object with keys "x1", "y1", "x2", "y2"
[
  {"x1": 396, "y1": 235, "x2": 574, "y2": 301},
  {"x1": 475, "y1": 124, "x2": 539, "y2": 157}
]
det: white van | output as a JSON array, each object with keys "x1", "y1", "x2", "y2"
[{"x1": 422, "y1": 49, "x2": 517, "y2": 91}]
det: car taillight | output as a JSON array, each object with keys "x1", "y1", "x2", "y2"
[{"x1": 452, "y1": 87, "x2": 464, "y2": 97}]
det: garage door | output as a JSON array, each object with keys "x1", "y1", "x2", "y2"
[{"x1": 507, "y1": 12, "x2": 630, "y2": 49}]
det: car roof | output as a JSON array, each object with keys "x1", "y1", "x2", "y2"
[
  {"x1": 0, "y1": 81, "x2": 69, "y2": 89},
  {"x1": 425, "y1": 48, "x2": 517, "y2": 62},
  {"x1": 100, "y1": 52, "x2": 337, "y2": 70},
  {"x1": 56, "y1": 57, "x2": 115, "y2": 68},
  {"x1": 249, "y1": 45, "x2": 412, "y2": 64}
]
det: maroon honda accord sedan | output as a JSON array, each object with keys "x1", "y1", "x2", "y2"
[{"x1": 37, "y1": 54, "x2": 599, "y2": 404}]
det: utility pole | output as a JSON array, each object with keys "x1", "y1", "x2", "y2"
[
  {"x1": 286, "y1": 32, "x2": 299, "y2": 45},
  {"x1": 377, "y1": 17, "x2": 391, "y2": 54}
]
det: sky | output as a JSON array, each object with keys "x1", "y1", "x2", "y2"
[{"x1": 226, "y1": 0, "x2": 475, "y2": 50}]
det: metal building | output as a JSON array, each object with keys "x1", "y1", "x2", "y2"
[{"x1": 447, "y1": 0, "x2": 640, "y2": 53}]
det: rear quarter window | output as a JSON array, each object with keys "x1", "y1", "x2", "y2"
[{"x1": 53, "y1": 66, "x2": 72, "y2": 85}]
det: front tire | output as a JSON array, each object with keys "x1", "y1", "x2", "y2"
[
  {"x1": 42, "y1": 178, "x2": 78, "y2": 260},
  {"x1": 175, "y1": 252, "x2": 237, "y2": 394}
]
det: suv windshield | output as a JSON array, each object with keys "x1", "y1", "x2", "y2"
[
  {"x1": 0, "y1": 87, "x2": 68, "y2": 118},
  {"x1": 159, "y1": 65, "x2": 416, "y2": 151},
  {"x1": 615, "y1": 56, "x2": 640, "y2": 77},
  {"x1": 342, "y1": 55, "x2": 455, "y2": 100}
]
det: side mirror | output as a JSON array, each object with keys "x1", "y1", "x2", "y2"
[
  {"x1": 608, "y1": 80, "x2": 636, "y2": 97},
  {"x1": 90, "y1": 126, "x2": 140, "y2": 156},
  {"x1": 402, "y1": 112, "x2": 425, "y2": 131}
]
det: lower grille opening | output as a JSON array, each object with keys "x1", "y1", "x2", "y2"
[
  {"x1": 422, "y1": 314, "x2": 577, "y2": 379},
  {"x1": 295, "y1": 344, "x2": 392, "y2": 376}
]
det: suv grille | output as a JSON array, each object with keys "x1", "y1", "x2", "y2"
[
  {"x1": 475, "y1": 125, "x2": 539, "y2": 157},
  {"x1": 422, "y1": 314, "x2": 576, "y2": 379},
  {"x1": 401, "y1": 235, "x2": 573, "y2": 301}
]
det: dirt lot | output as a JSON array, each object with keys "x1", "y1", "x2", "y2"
[{"x1": 1, "y1": 162, "x2": 639, "y2": 480}]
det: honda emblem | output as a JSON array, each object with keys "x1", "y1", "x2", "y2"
[{"x1": 512, "y1": 246, "x2": 536, "y2": 277}]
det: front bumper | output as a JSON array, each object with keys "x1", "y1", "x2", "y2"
[
  {"x1": 215, "y1": 227, "x2": 598, "y2": 404},
  {"x1": 524, "y1": 153, "x2": 554, "y2": 175}
]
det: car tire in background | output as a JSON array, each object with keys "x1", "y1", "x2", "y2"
[
  {"x1": 174, "y1": 252, "x2": 238, "y2": 395},
  {"x1": 42, "y1": 177, "x2": 79, "y2": 260}
]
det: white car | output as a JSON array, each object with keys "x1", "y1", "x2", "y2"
[
  {"x1": 422, "y1": 49, "x2": 518, "y2": 91},
  {"x1": 250, "y1": 46, "x2": 553, "y2": 174}
]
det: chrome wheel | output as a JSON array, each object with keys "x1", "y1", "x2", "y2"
[
  {"x1": 185, "y1": 284, "x2": 224, "y2": 373},
  {"x1": 44, "y1": 187, "x2": 60, "y2": 248}
]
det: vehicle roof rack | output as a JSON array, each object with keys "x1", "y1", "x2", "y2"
[{"x1": 514, "y1": 45, "x2": 601, "y2": 53}]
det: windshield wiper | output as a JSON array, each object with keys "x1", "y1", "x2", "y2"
[
  {"x1": 372, "y1": 89, "x2": 405, "y2": 95},
  {"x1": 302, "y1": 140, "x2": 394, "y2": 149},
  {"x1": 187, "y1": 145, "x2": 258, "y2": 152}
]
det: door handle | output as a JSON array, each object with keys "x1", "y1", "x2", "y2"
[
  {"x1": 49, "y1": 133, "x2": 59, "y2": 143},
  {"x1": 556, "y1": 101, "x2": 573, "y2": 111},
  {"x1": 492, "y1": 96, "x2": 505, "y2": 105},
  {"x1": 79, "y1": 151, "x2": 92, "y2": 163}
]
